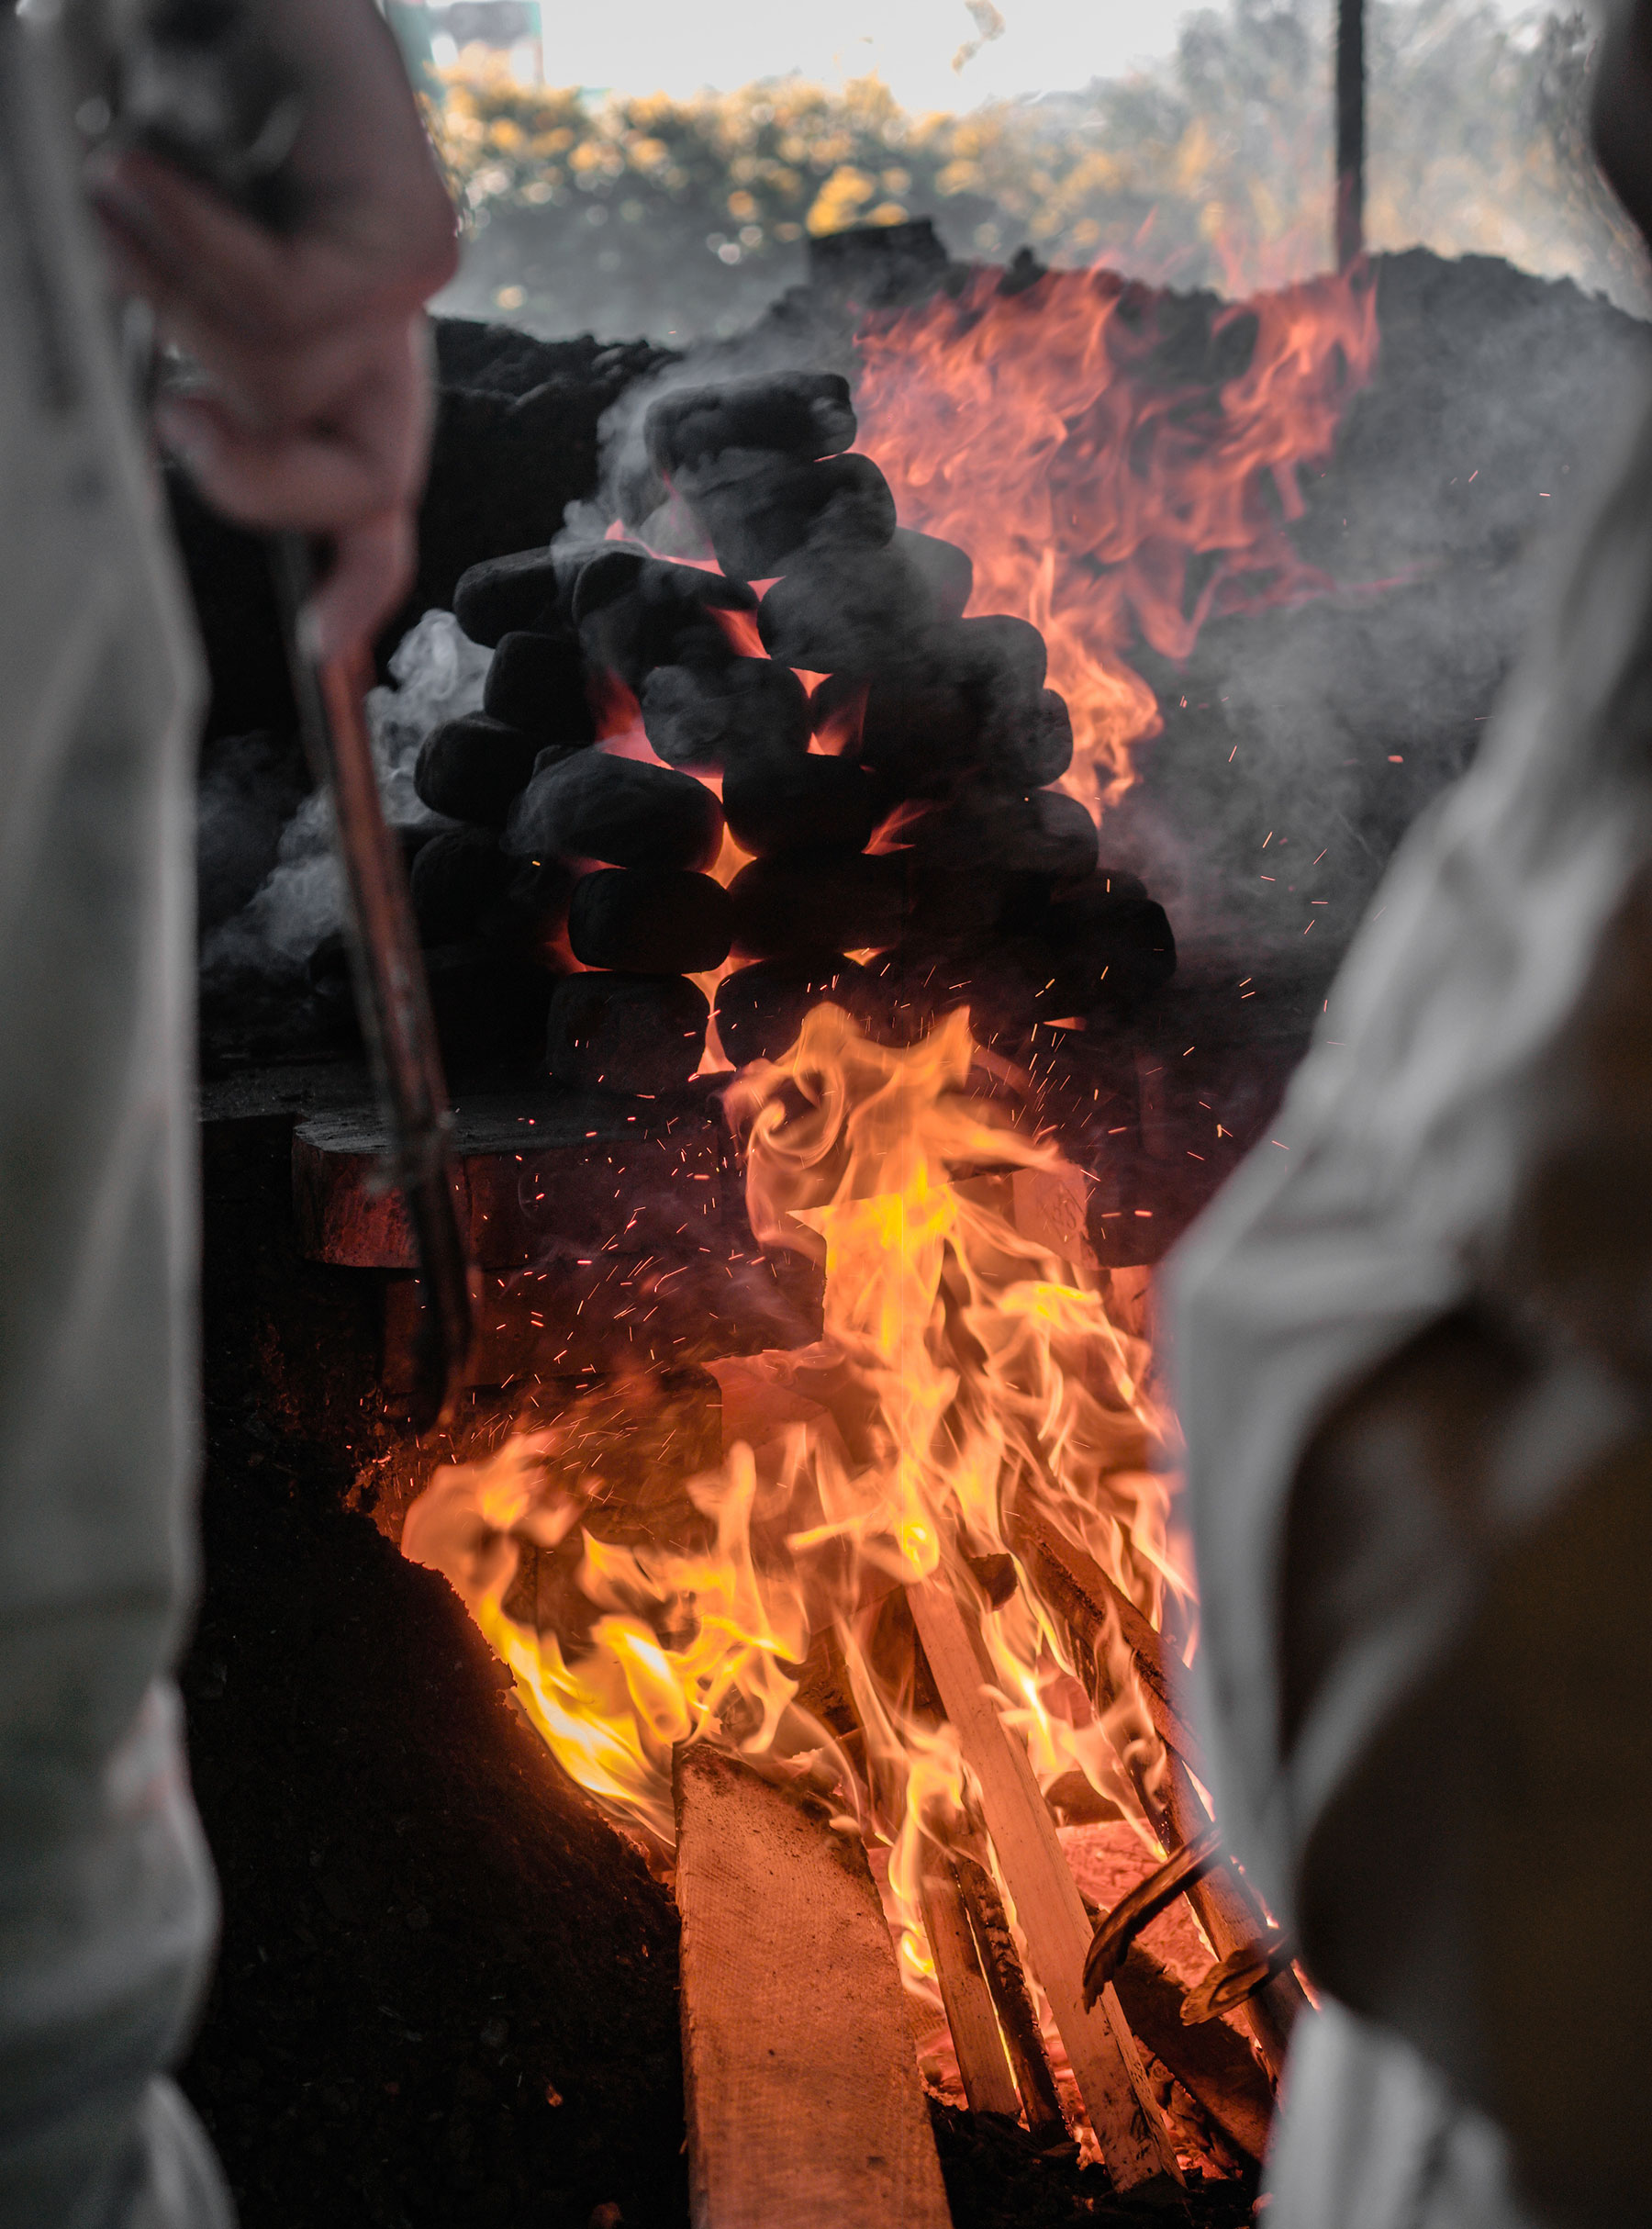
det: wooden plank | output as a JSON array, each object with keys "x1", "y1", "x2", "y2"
[
  {"x1": 907, "y1": 1581, "x2": 1184, "y2": 2199},
  {"x1": 675, "y1": 1746, "x2": 953, "y2": 2229},
  {"x1": 1012, "y1": 1511, "x2": 1204, "y2": 1779},
  {"x1": 1111, "y1": 1945, "x2": 1275, "y2": 2167},
  {"x1": 918, "y1": 1854, "x2": 1021, "y2": 2121},
  {"x1": 950, "y1": 1847, "x2": 1066, "y2": 2139}
]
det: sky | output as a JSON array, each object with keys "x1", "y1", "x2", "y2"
[{"x1": 529, "y1": 0, "x2": 1189, "y2": 111}]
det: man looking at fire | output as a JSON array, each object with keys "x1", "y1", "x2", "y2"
[
  {"x1": 1171, "y1": 4, "x2": 1652, "y2": 2223},
  {"x1": 0, "y1": 3, "x2": 454, "y2": 2221}
]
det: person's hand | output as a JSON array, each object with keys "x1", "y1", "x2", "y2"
[{"x1": 89, "y1": 0, "x2": 459, "y2": 661}]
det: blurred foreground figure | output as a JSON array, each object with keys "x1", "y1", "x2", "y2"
[
  {"x1": 0, "y1": 5, "x2": 452, "y2": 2221},
  {"x1": 1171, "y1": 7, "x2": 1652, "y2": 2224}
]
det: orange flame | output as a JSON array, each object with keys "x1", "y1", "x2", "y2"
[
  {"x1": 851, "y1": 262, "x2": 1379, "y2": 812},
  {"x1": 402, "y1": 1006, "x2": 1188, "y2": 1977}
]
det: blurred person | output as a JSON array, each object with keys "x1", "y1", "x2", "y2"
[
  {"x1": 1170, "y1": 4, "x2": 1652, "y2": 2224},
  {"x1": 0, "y1": 4, "x2": 454, "y2": 2221}
]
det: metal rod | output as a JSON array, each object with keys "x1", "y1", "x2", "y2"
[
  {"x1": 1335, "y1": 0, "x2": 1366, "y2": 269},
  {"x1": 272, "y1": 535, "x2": 474, "y2": 1430}
]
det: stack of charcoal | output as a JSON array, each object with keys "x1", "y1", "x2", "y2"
[{"x1": 412, "y1": 369, "x2": 1178, "y2": 1094}]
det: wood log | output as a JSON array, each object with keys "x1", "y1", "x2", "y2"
[
  {"x1": 1011, "y1": 1511, "x2": 1203, "y2": 1777},
  {"x1": 674, "y1": 1745, "x2": 953, "y2": 2229},
  {"x1": 1111, "y1": 1944, "x2": 1274, "y2": 2168},
  {"x1": 918, "y1": 1853, "x2": 1022, "y2": 2122},
  {"x1": 906, "y1": 1579, "x2": 1184, "y2": 2199},
  {"x1": 950, "y1": 1845, "x2": 1066, "y2": 2141},
  {"x1": 1013, "y1": 1509, "x2": 1305, "y2": 2079}
]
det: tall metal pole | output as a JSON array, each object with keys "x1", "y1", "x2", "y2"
[{"x1": 1335, "y1": 0, "x2": 1365, "y2": 268}]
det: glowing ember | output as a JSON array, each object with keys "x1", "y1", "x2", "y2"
[
  {"x1": 852, "y1": 262, "x2": 1379, "y2": 812},
  {"x1": 402, "y1": 1004, "x2": 1190, "y2": 1982}
]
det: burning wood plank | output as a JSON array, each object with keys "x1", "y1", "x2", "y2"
[
  {"x1": 674, "y1": 1746, "x2": 953, "y2": 2229},
  {"x1": 1015, "y1": 1508, "x2": 1305, "y2": 2079},
  {"x1": 949, "y1": 1845, "x2": 1067, "y2": 2141},
  {"x1": 906, "y1": 1578, "x2": 1185, "y2": 2200},
  {"x1": 917, "y1": 1851, "x2": 1022, "y2": 2122}
]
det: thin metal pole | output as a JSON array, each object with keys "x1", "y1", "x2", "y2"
[{"x1": 1335, "y1": 0, "x2": 1365, "y2": 268}]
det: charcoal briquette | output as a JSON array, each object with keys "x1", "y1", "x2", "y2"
[
  {"x1": 454, "y1": 548, "x2": 585, "y2": 646},
  {"x1": 987, "y1": 689, "x2": 1074, "y2": 790},
  {"x1": 483, "y1": 631, "x2": 597, "y2": 745},
  {"x1": 682, "y1": 451, "x2": 897, "y2": 581},
  {"x1": 722, "y1": 753, "x2": 881, "y2": 857},
  {"x1": 856, "y1": 673, "x2": 985, "y2": 797},
  {"x1": 729, "y1": 848, "x2": 908, "y2": 959},
  {"x1": 575, "y1": 551, "x2": 755, "y2": 689},
  {"x1": 568, "y1": 868, "x2": 732, "y2": 975},
  {"x1": 713, "y1": 952, "x2": 869, "y2": 1068},
  {"x1": 757, "y1": 543, "x2": 952, "y2": 673},
  {"x1": 506, "y1": 748, "x2": 724, "y2": 872},
  {"x1": 408, "y1": 827, "x2": 520, "y2": 948},
  {"x1": 415, "y1": 713, "x2": 546, "y2": 828},
  {"x1": 640, "y1": 657, "x2": 810, "y2": 774},
  {"x1": 890, "y1": 528, "x2": 974, "y2": 622},
  {"x1": 1043, "y1": 887, "x2": 1178, "y2": 1008},
  {"x1": 645, "y1": 372, "x2": 855, "y2": 477},
  {"x1": 911, "y1": 789, "x2": 1099, "y2": 883},
  {"x1": 422, "y1": 942, "x2": 558, "y2": 1070},
  {"x1": 545, "y1": 971, "x2": 709, "y2": 1095}
]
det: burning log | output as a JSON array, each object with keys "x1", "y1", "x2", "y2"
[
  {"x1": 1080, "y1": 1824, "x2": 1227, "y2": 1996},
  {"x1": 907, "y1": 1577, "x2": 1185, "y2": 2199},
  {"x1": 674, "y1": 1745, "x2": 953, "y2": 2229},
  {"x1": 917, "y1": 1852, "x2": 1023, "y2": 2123},
  {"x1": 1014, "y1": 1509, "x2": 1305, "y2": 2078},
  {"x1": 566, "y1": 867, "x2": 732, "y2": 975},
  {"x1": 1109, "y1": 1945, "x2": 1275, "y2": 2168},
  {"x1": 506, "y1": 749, "x2": 725, "y2": 874},
  {"x1": 948, "y1": 1844, "x2": 1067, "y2": 2140}
]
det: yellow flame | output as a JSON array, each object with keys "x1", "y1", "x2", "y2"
[{"x1": 402, "y1": 1004, "x2": 1190, "y2": 1964}]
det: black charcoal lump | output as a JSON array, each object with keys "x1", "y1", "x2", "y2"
[
  {"x1": 408, "y1": 827, "x2": 520, "y2": 948},
  {"x1": 567, "y1": 868, "x2": 732, "y2": 975},
  {"x1": 484, "y1": 631, "x2": 597, "y2": 745},
  {"x1": 681, "y1": 451, "x2": 897, "y2": 582},
  {"x1": 1044, "y1": 883, "x2": 1178, "y2": 1008},
  {"x1": 729, "y1": 848, "x2": 908, "y2": 960},
  {"x1": 645, "y1": 372, "x2": 855, "y2": 477},
  {"x1": 506, "y1": 748, "x2": 724, "y2": 873},
  {"x1": 714, "y1": 952, "x2": 868, "y2": 1068},
  {"x1": 640, "y1": 657, "x2": 810, "y2": 775},
  {"x1": 911, "y1": 790, "x2": 1099, "y2": 883},
  {"x1": 545, "y1": 971, "x2": 709, "y2": 1095},
  {"x1": 454, "y1": 548, "x2": 584, "y2": 646},
  {"x1": 722, "y1": 755, "x2": 881, "y2": 858},
  {"x1": 759, "y1": 544, "x2": 953, "y2": 674},
  {"x1": 415, "y1": 712, "x2": 543, "y2": 828},
  {"x1": 574, "y1": 549, "x2": 756, "y2": 689}
]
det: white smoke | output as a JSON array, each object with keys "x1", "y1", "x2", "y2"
[{"x1": 202, "y1": 610, "x2": 489, "y2": 980}]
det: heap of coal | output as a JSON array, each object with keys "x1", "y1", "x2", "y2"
[
  {"x1": 407, "y1": 368, "x2": 1174, "y2": 1094},
  {"x1": 192, "y1": 243, "x2": 1650, "y2": 1083}
]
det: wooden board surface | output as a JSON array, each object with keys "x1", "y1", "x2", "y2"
[
  {"x1": 918, "y1": 1858, "x2": 1021, "y2": 2121},
  {"x1": 908, "y1": 1580, "x2": 1184, "y2": 2200},
  {"x1": 675, "y1": 1747, "x2": 953, "y2": 2229}
]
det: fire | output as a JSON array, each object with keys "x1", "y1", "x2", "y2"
[
  {"x1": 851, "y1": 261, "x2": 1379, "y2": 811},
  {"x1": 402, "y1": 1003, "x2": 1189, "y2": 1970}
]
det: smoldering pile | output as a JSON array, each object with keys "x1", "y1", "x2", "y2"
[{"x1": 369, "y1": 368, "x2": 1176, "y2": 1096}]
